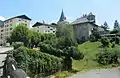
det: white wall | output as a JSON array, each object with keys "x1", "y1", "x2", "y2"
[{"x1": 32, "y1": 25, "x2": 56, "y2": 34}]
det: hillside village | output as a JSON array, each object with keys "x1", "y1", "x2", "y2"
[
  {"x1": 1, "y1": 10, "x2": 120, "y2": 78},
  {"x1": 0, "y1": 10, "x2": 110, "y2": 46}
]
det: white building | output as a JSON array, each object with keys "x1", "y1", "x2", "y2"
[
  {"x1": 0, "y1": 15, "x2": 31, "y2": 46},
  {"x1": 32, "y1": 22, "x2": 56, "y2": 34}
]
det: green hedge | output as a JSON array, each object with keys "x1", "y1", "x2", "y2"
[{"x1": 13, "y1": 46, "x2": 63, "y2": 76}]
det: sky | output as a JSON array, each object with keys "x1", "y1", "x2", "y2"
[{"x1": 0, "y1": 0, "x2": 120, "y2": 29}]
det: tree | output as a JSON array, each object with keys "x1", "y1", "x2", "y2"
[
  {"x1": 114, "y1": 20, "x2": 119, "y2": 29},
  {"x1": 90, "y1": 27, "x2": 101, "y2": 42},
  {"x1": 9, "y1": 24, "x2": 29, "y2": 47},
  {"x1": 28, "y1": 30, "x2": 41, "y2": 48},
  {"x1": 101, "y1": 37, "x2": 109, "y2": 47},
  {"x1": 56, "y1": 24, "x2": 77, "y2": 46},
  {"x1": 102, "y1": 21, "x2": 109, "y2": 30}
]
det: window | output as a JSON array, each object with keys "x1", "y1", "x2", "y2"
[
  {"x1": 53, "y1": 31, "x2": 55, "y2": 33},
  {"x1": 25, "y1": 24, "x2": 27, "y2": 26},
  {"x1": 37, "y1": 30, "x2": 39, "y2": 32},
  {"x1": 10, "y1": 19, "x2": 12, "y2": 22},
  {"x1": 19, "y1": 20, "x2": 21, "y2": 21},
  {"x1": 10, "y1": 28, "x2": 12, "y2": 30},
  {"x1": 48, "y1": 26, "x2": 50, "y2": 28},
  {"x1": 1, "y1": 30, "x2": 3, "y2": 32},
  {"x1": 50, "y1": 29, "x2": 53, "y2": 30},
  {"x1": 25, "y1": 21, "x2": 27, "y2": 22}
]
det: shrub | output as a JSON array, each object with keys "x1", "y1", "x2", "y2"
[
  {"x1": 12, "y1": 42, "x2": 24, "y2": 49},
  {"x1": 96, "y1": 49, "x2": 120, "y2": 65},
  {"x1": 115, "y1": 36, "x2": 120, "y2": 44},
  {"x1": 110, "y1": 29, "x2": 119, "y2": 34},
  {"x1": 90, "y1": 35, "x2": 96, "y2": 42},
  {"x1": 13, "y1": 46, "x2": 63, "y2": 76},
  {"x1": 101, "y1": 37, "x2": 109, "y2": 47}
]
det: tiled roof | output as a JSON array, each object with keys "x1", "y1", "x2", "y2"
[{"x1": 5, "y1": 15, "x2": 31, "y2": 21}]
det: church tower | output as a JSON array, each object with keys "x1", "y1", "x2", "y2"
[{"x1": 57, "y1": 10, "x2": 68, "y2": 25}]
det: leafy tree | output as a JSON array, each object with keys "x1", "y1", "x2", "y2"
[
  {"x1": 114, "y1": 20, "x2": 119, "y2": 29},
  {"x1": 28, "y1": 30, "x2": 41, "y2": 48},
  {"x1": 56, "y1": 25, "x2": 76, "y2": 45},
  {"x1": 9, "y1": 24, "x2": 29, "y2": 47},
  {"x1": 90, "y1": 27, "x2": 101, "y2": 42}
]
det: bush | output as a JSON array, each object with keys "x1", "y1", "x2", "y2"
[
  {"x1": 90, "y1": 35, "x2": 96, "y2": 42},
  {"x1": 96, "y1": 49, "x2": 120, "y2": 65},
  {"x1": 12, "y1": 42, "x2": 24, "y2": 49},
  {"x1": 115, "y1": 36, "x2": 120, "y2": 44},
  {"x1": 13, "y1": 46, "x2": 63, "y2": 76},
  {"x1": 101, "y1": 37, "x2": 109, "y2": 47},
  {"x1": 110, "y1": 29, "x2": 119, "y2": 34}
]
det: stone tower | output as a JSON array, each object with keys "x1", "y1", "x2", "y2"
[{"x1": 87, "y1": 12, "x2": 95, "y2": 23}]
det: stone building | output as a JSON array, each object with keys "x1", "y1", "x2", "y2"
[{"x1": 72, "y1": 13, "x2": 104, "y2": 42}]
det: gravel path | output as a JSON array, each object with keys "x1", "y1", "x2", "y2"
[{"x1": 69, "y1": 68, "x2": 120, "y2": 78}]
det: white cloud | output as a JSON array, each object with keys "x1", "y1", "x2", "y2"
[{"x1": 0, "y1": 16, "x2": 5, "y2": 21}]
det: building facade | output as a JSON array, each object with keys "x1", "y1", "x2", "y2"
[
  {"x1": 32, "y1": 22, "x2": 56, "y2": 34},
  {"x1": 72, "y1": 13, "x2": 104, "y2": 42},
  {"x1": 0, "y1": 15, "x2": 31, "y2": 46}
]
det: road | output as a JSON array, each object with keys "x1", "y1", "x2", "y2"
[
  {"x1": 69, "y1": 68, "x2": 120, "y2": 78},
  {"x1": 0, "y1": 47, "x2": 13, "y2": 76}
]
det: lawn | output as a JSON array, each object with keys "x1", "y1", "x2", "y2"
[
  {"x1": 72, "y1": 41, "x2": 102, "y2": 71},
  {"x1": 56, "y1": 41, "x2": 120, "y2": 78},
  {"x1": 73, "y1": 41, "x2": 120, "y2": 71}
]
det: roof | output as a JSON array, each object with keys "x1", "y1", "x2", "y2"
[
  {"x1": 32, "y1": 22, "x2": 57, "y2": 27},
  {"x1": 72, "y1": 16, "x2": 98, "y2": 27},
  {"x1": 72, "y1": 17, "x2": 89, "y2": 25},
  {"x1": 98, "y1": 26, "x2": 105, "y2": 31},
  {"x1": 32, "y1": 22, "x2": 44, "y2": 27},
  {"x1": 5, "y1": 15, "x2": 31, "y2": 21}
]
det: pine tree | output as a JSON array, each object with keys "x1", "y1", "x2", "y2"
[
  {"x1": 114, "y1": 20, "x2": 119, "y2": 29},
  {"x1": 102, "y1": 21, "x2": 109, "y2": 30}
]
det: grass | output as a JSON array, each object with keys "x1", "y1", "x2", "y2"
[
  {"x1": 72, "y1": 41, "x2": 102, "y2": 71},
  {"x1": 73, "y1": 41, "x2": 120, "y2": 71}
]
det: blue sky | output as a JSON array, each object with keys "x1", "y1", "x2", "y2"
[{"x1": 0, "y1": 0, "x2": 120, "y2": 29}]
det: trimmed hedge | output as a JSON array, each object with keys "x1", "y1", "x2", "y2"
[{"x1": 13, "y1": 46, "x2": 63, "y2": 76}]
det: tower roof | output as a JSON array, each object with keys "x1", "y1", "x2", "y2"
[{"x1": 58, "y1": 10, "x2": 66, "y2": 22}]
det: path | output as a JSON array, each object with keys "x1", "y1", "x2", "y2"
[{"x1": 69, "y1": 68, "x2": 120, "y2": 78}]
